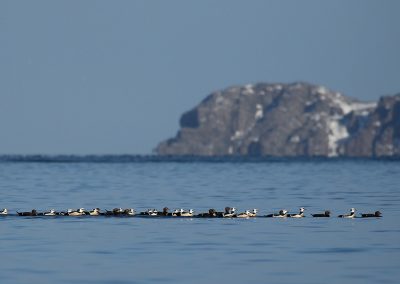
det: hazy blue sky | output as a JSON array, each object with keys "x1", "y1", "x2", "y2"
[{"x1": 1, "y1": 0, "x2": 399, "y2": 154}]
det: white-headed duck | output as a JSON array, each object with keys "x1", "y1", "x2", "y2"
[
  {"x1": 222, "y1": 207, "x2": 236, "y2": 218},
  {"x1": 265, "y1": 209, "x2": 288, "y2": 218},
  {"x1": 179, "y1": 209, "x2": 194, "y2": 217},
  {"x1": 89, "y1": 208, "x2": 101, "y2": 216},
  {"x1": 68, "y1": 208, "x2": 86, "y2": 216},
  {"x1": 43, "y1": 209, "x2": 57, "y2": 216},
  {"x1": 288, "y1": 207, "x2": 305, "y2": 218},
  {"x1": 338, "y1": 208, "x2": 356, "y2": 218},
  {"x1": 236, "y1": 210, "x2": 251, "y2": 218}
]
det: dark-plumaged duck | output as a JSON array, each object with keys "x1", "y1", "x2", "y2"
[
  {"x1": 360, "y1": 211, "x2": 382, "y2": 218},
  {"x1": 311, "y1": 210, "x2": 331, "y2": 217},
  {"x1": 17, "y1": 209, "x2": 38, "y2": 216},
  {"x1": 197, "y1": 208, "x2": 217, "y2": 217}
]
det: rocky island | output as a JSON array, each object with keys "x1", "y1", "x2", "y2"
[{"x1": 156, "y1": 82, "x2": 400, "y2": 157}]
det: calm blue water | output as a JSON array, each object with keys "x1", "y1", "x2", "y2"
[{"x1": 0, "y1": 160, "x2": 399, "y2": 284}]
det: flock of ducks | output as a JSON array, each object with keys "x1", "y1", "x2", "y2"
[{"x1": 0, "y1": 207, "x2": 382, "y2": 218}]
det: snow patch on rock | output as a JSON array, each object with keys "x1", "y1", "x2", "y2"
[
  {"x1": 327, "y1": 119, "x2": 349, "y2": 157},
  {"x1": 255, "y1": 104, "x2": 263, "y2": 120},
  {"x1": 242, "y1": 84, "x2": 255, "y2": 95}
]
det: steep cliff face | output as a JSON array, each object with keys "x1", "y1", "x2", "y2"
[
  {"x1": 342, "y1": 95, "x2": 400, "y2": 157},
  {"x1": 155, "y1": 82, "x2": 399, "y2": 157}
]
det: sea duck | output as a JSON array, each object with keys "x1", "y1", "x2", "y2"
[
  {"x1": 236, "y1": 210, "x2": 251, "y2": 218},
  {"x1": 89, "y1": 208, "x2": 101, "y2": 216},
  {"x1": 360, "y1": 211, "x2": 382, "y2": 218},
  {"x1": 179, "y1": 209, "x2": 194, "y2": 217},
  {"x1": 105, "y1": 208, "x2": 124, "y2": 216},
  {"x1": 17, "y1": 209, "x2": 38, "y2": 216},
  {"x1": 265, "y1": 209, "x2": 288, "y2": 218},
  {"x1": 338, "y1": 208, "x2": 356, "y2": 218},
  {"x1": 139, "y1": 209, "x2": 157, "y2": 216},
  {"x1": 68, "y1": 208, "x2": 86, "y2": 216},
  {"x1": 288, "y1": 207, "x2": 305, "y2": 218},
  {"x1": 123, "y1": 208, "x2": 135, "y2": 216},
  {"x1": 43, "y1": 209, "x2": 57, "y2": 216},
  {"x1": 247, "y1": 209, "x2": 258, "y2": 217},
  {"x1": 157, "y1": 207, "x2": 171, "y2": 216},
  {"x1": 171, "y1": 209, "x2": 181, "y2": 216},
  {"x1": 311, "y1": 210, "x2": 331, "y2": 217},
  {"x1": 222, "y1": 207, "x2": 236, "y2": 218},
  {"x1": 0, "y1": 208, "x2": 8, "y2": 215},
  {"x1": 197, "y1": 208, "x2": 217, "y2": 217}
]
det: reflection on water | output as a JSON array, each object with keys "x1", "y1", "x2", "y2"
[{"x1": 0, "y1": 160, "x2": 399, "y2": 284}]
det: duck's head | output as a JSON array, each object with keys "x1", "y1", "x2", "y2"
[
  {"x1": 300, "y1": 207, "x2": 305, "y2": 213},
  {"x1": 350, "y1": 208, "x2": 356, "y2": 213},
  {"x1": 252, "y1": 209, "x2": 258, "y2": 214},
  {"x1": 231, "y1": 207, "x2": 236, "y2": 213},
  {"x1": 163, "y1": 207, "x2": 169, "y2": 213},
  {"x1": 279, "y1": 209, "x2": 287, "y2": 215},
  {"x1": 375, "y1": 211, "x2": 382, "y2": 217},
  {"x1": 180, "y1": 209, "x2": 184, "y2": 213},
  {"x1": 325, "y1": 210, "x2": 331, "y2": 216},
  {"x1": 189, "y1": 209, "x2": 194, "y2": 214},
  {"x1": 79, "y1": 208, "x2": 85, "y2": 213},
  {"x1": 2, "y1": 209, "x2": 8, "y2": 214},
  {"x1": 245, "y1": 210, "x2": 250, "y2": 215},
  {"x1": 50, "y1": 209, "x2": 55, "y2": 214}
]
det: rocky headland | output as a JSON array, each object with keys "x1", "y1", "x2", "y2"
[{"x1": 156, "y1": 82, "x2": 400, "y2": 157}]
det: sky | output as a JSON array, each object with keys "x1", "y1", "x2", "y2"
[{"x1": 0, "y1": 0, "x2": 399, "y2": 154}]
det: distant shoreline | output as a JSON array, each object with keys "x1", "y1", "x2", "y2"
[{"x1": 0, "y1": 155, "x2": 399, "y2": 163}]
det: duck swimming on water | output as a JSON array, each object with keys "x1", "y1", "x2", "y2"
[
  {"x1": 265, "y1": 209, "x2": 288, "y2": 218},
  {"x1": 124, "y1": 208, "x2": 135, "y2": 216},
  {"x1": 288, "y1": 207, "x2": 305, "y2": 218},
  {"x1": 247, "y1": 209, "x2": 258, "y2": 217},
  {"x1": 338, "y1": 208, "x2": 356, "y2": 218},
  {"x1": 236, "y1": 210, "x2": 251, "y2": 218},
  {"x1": 360, "y1": 211, "x2": 382, "y2": 218},
  {"x1": 42, "y1": 209, "x2": 57, "y2": 216},
  {"x1": 89, "y1": 208, "x2": 101, "y2": 216},
  {"x1": 17, "y1": 209, "x2": 38, "y2": 216},
  {"x1": 197, "y1": 208, "x2": 217, "y2": 218},
  {"x1": 178, "y1": 209, "x2": 194, "y2": 217},
  {"x1": 0, "y1": 208, "x2": 8, "y2": 215},
  {"x1": 217, "y1": 207, "x2": 236, "y2": 218},
  {"x1": 68, "y1": 208, "x2": 86, "y2": 216},
  {"x1": 311, "y1": 210, "x2": 331, "y2": 217}
]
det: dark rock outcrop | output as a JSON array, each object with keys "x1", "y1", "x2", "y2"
[{"x1": 155, "y1": 82, "x2": 399, "y2": 157}]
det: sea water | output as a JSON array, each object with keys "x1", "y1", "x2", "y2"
[{"x1": 0, "y1": 159, "x2": 399, "y2": 284}]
